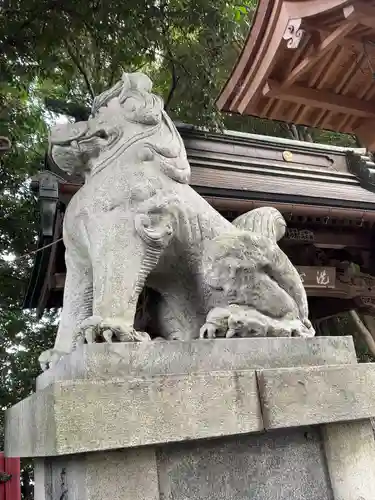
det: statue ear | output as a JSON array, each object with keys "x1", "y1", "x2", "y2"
[
  {"x1": 121, "y1": 73, "x2": 132, "y2": 90},
  {"x1": 118, "y1": 73, "x2": 134, "y2": 104},
  {"x1": 128, "y1": 73, "x2": 153, "y2": 93},
  {"x1": 276, "y1": 219, "x2": 286, "y2": 241}
]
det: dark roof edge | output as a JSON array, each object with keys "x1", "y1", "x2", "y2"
[{"x1": 176, "y1": 123, "x2": 366, "y2": 156}]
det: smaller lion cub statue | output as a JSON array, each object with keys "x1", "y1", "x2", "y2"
[{"x1": 200, "y1": 207, "x2": 315, "y2": 339}]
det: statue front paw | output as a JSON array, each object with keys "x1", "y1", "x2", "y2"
[
  {"x1": 78, "y1": 315, "x2": 105, "y2": 343},
  {"x1": 200, "y1": 307, "x2": 231, "y2": 339},
  {"x1": 292, "y1": 320, "x2": 316, "y2": 338},
  {"x1": 227, "y1": 307, "x2": 268, "y2": 338},
  {"x1": 199, "y1": 323, "x2": 218, "y2": 339},
  {"x1": 79, "y1": 316, "x2": 151, "y2": 343}
]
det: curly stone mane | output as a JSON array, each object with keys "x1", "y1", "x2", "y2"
[
  {"x1": 49, "y1": 72, "x2": 191, "y2": 184},
  {"x1": 90, "y1": 72, "x2": 191, "y2": 183}
]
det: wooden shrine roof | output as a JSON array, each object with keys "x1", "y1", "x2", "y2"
[
  {"x1": 36, "y1": 124, "x2": 375, "y2": 213},
  {"x1": 217, "y1": 0, "x2": 375, "y2": 150}
]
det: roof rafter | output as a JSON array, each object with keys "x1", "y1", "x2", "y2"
[
  {"x1": 263, "y1": 80, "x2": 375, "y2": 118},
  {"x1": 217, "y1": 0, "x2": 375, "y2": 150},
  {"x1": 283, "y1": 11, "x2": 358, "y2": 86}
]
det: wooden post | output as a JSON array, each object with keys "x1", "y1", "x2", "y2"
[{"x1": 0, "y1": 452, "x2": 20, "y2": 500}]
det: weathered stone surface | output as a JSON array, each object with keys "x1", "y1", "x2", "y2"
[
  {"x1": 34, "y1": 430, "x2": 334, "y2": 500},
  {"x1": 36, "y1": 336, "x2": 356, "y2": 390},
  {"x1": 39, "y1": 72, "x2": 314, "y2": 370},
  {"x1": 258, "y1": 363, "x2": 375, "y2": 429},
  {"x1": 9, "y1": 333, "x2": 375, "y2": 500},
  {"x1": 157, "y1": 429, "x2": 333, "y2": 500},
  {"x1": 6, "y1": 370, "x2": 261, "y2": 457},
  {"x1": 5, "y1": 389, "x2": 56, "y2": 457},
  {"x1": 35, "y1": 447, "x2": 158, "y2": 500},
  {"x1": 323, "y1": 420, "x2": 375, "y2": 500}
]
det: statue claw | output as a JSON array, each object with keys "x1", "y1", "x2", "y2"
[
  {"x1": 199, "y1": 323, "x2": 217, "y2": 339},
  {"x1": 78, "y1": 316, "x2": 151, "y2": 344},
  {"x1": 84, "y1": 326, "x2": 96, "y2": 343},
  {"x1": 130, "y1": 330, "x2": 152, "y2": 342},
  {"x1": 225, "y1": 328, "x2": 236, "y2": 338},
  {"x1": 292, "y1": 325, "x2": 316, "y2": 338},
  {"x1": 304, "y1": 319, "x2": 312, "y2": 329},
  {"x1": 104, "y1": 322, "x2": 151, "y2": 342},
  {"x1": 102, "y1": 329, "x2": 114, "y2": 343}
]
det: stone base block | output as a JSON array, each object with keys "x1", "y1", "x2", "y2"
[
  {"x1": 323, "y1": 420, "x2": 375, "y2": 500},
  {"x1": 6, "y1": 370, "x2": 262, "y2": 457},
  {"x1": 35, "y1": 447, "x2": 159, "y2": 500},
  {"x1": 35, "y1": 336, "x2": 357, "y2": 390},
  {"x1": 35, "y1": 428, "x2": 333, "y2": 500},
  {"x1": 6, "y1": 336, "x2": 375, "y2": 500},
  {"x1": 5, "y1": 337, "x2": 357, "y2": 457}
]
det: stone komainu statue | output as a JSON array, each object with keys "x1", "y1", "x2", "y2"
[{"x1": 39, "y1": 72, "x2": 314, "y2": 370}]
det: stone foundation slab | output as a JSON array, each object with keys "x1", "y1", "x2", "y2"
[{"x1": 6, "y1": 336, "x2": 375, "y2": 500}]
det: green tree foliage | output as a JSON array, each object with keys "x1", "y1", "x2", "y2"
[
  {"x1": 0, "y1": 61, "x2": 60, "y2": 497},
  {"x1": 1, "y1": 0, "x2": 254, "y2": 123},
  {"x1": 0, "y1": 3, "x2": 255, "y2": 497},
  {"x1": 0, "y1": 62, "x2": 59, "y2": 443}
]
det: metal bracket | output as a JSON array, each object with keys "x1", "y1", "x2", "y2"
[{"x1": 0, "y1": 471, "x2": 12, "y2": 483}]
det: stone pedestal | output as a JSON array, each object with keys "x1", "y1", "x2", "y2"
[{"x1": 5, "y1": 337, "x2": 375, "y2": 500}]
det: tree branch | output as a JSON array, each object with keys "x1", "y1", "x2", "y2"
[
  {"x1": 165, "y1": 61, "x2": 179, "y2": 111},
  {"x1": 63, "y1": 39, "x2": 95, "y2": 101}
]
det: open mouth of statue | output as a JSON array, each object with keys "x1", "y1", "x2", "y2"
[
  {"x1": 77, "y1": 129, "x2": 110, "y2": 149},
  {"x1": 80, "y1": 129, "x2": 109, "y2": 142},
  {"x1": 50, "y1": 123, "x2": 111, "y2": 148}
]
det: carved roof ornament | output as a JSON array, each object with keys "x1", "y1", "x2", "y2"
[
  {"x1": 346, "y1": 150, "x2": 375, "y2": 192},
  {"x1": 217, "y1": 0, "x2": 375, "y2": 150},
  {"x1": 283, "y1": 19, "x2": 305, "y2": 49}
]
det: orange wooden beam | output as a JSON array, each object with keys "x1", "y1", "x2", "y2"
[
  {"x1": 263, "y1": 80, "x2": 375, "y2": 118},
  {"x1": 216, "y1": 0, "x2": 275, "y2": 111}
]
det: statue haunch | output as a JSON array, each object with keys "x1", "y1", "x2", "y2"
[{"x1": 39, "y1": 72, "x2": 314, "y2": 370}]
